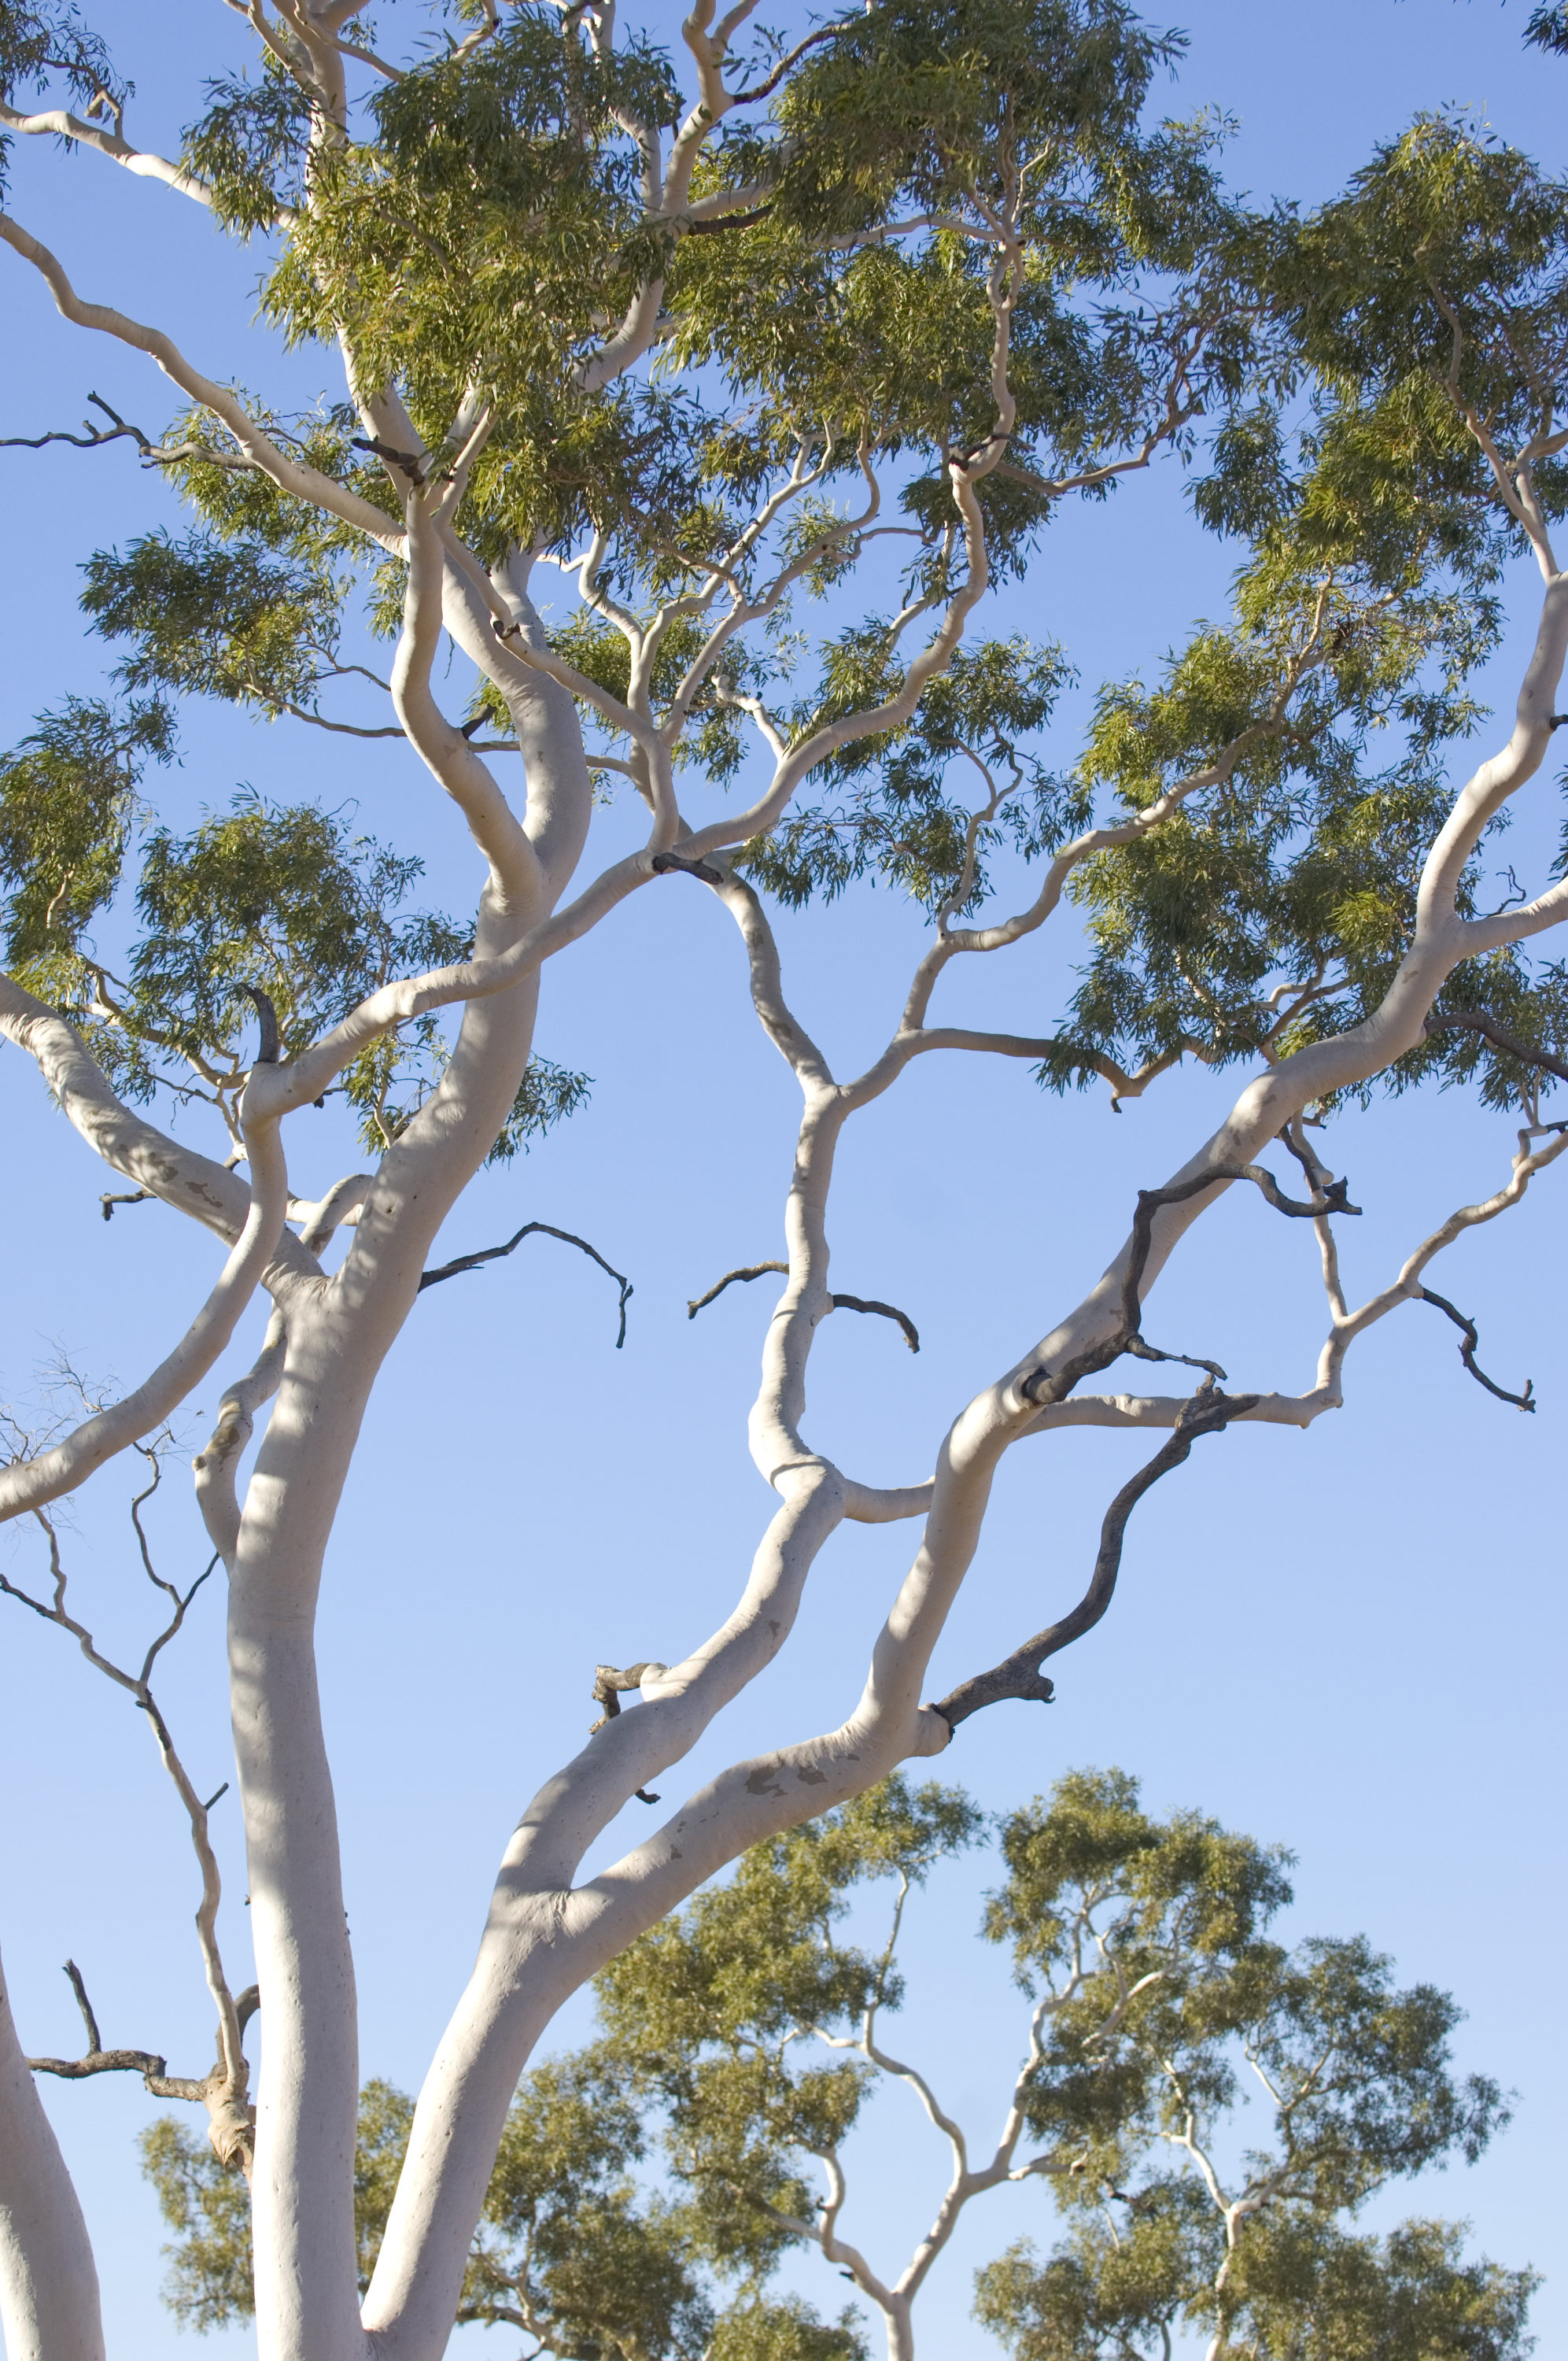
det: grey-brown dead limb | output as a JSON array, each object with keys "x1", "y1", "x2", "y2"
[
  {"x1": 0, "y1": 1476, "x2": 255, "y2": 2167},
  {"x1": 687, "y1": 1262, "x2": 920, "y2": 1349},
  {"x1": 1423, "y1": 1006, "x2": 1568, "y2": 1087},
  {"x1": 588, "y1": 1663, "x2": 670, "y2": 1803},
  {"x1": 1419, "y1": 1287, "x2": 1537, "y2": 1410},
  {"x1": 419, "y1": 1221, "x2": 633, "y2": 1348},
  {"x1": 934, "y1": 1380, "x2": 1260, "y2": 1730},
  {"x1": 1023, "y1": 1158, "x2": 1360, "y2": 1407}
]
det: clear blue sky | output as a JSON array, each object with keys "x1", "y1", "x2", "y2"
[{"x1": 0, "y1": 4, "x2": 1563, "y2": 2355}]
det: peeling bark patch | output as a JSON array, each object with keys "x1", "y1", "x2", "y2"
[
  {"x1": 745, "y1": 1766, "x2": 784, "y2": 1794},
  {"x1": 768, "y1": 1619, "x2": 780, "y2": 1635},
  {"x1": 795, "y1": 1764, "x2": 827, "y2": 1785}
]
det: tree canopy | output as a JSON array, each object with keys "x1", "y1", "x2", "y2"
[{"x1": 0, "y1": 4, "x2": 1563, "y2": 2360}]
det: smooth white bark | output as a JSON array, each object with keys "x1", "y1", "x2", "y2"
[{"x1": 0, "y1": 1946, "x2": 105, "y2": 2361}]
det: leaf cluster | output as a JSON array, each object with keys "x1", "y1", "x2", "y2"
[
  {"x1": 0, "y1": 0, "x2": 120, "y2": 193},
  {"x1": 0, "y1": 712, "x2": 585, "y2": 1160},
  {"x1": 745, "y1": 633, "x2": 1075, "y2": 913}
]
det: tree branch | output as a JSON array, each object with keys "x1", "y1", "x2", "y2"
[
  {"x1": 418, "y1": 1220, "x2": 633, "y2": 1349},
  {"x1": 1419, "y1": 1288, "x2": 1536, "y2": 1411},
  {"x1": 1424, "y1": 1007, "x2": 1568, "y2": 1087},
  {"x1": 932, "y1": 1381, "x2": 1260, "y2": 1730}
]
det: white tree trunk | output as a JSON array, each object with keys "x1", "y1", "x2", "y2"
[{"x1": 0, "y1": 1949, "x2": 105, "y2": 2361}]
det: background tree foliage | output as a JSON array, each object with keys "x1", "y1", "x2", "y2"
[{"x1": 142, "y1": 1773, "x2": 1534, "y2": 2359}]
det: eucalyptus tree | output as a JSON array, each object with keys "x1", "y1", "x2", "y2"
[
  {"x1": 142, "y1": 1770, "x2": 1535, "y2": 2361},
  {"x1": 0, "y1": 6, "x2": 1566, "y2": 2361},
  {"x1": 589, "y1": 1769, "x2": 1532, "y2": 2361}
]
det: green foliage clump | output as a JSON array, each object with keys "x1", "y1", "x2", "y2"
[
  {"x1": 0, "y1": 1, "x2": 121, "y2": 194},
  {"x1": 746, "y1": 635, "x2": 1077, "y2": 914},
  {"x1": 0, "y1": 719, "x2": 587, "y2": 1162},
  {"x1": 139, "y1": 2080, "x2": 414, "y2": 2326},
  {"x1": 80, "y1": 530, "x2": 350, "y2": 719},
  {"x1": 0, "y1": 695, "x2": 172, "y2": 970}
]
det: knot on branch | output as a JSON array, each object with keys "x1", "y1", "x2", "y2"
[
  {"x1": 651, "y1": 850, "x2": 725, "y2": 885},
  {"x1": 205, "y1": 2089, "x2": 256, "y2": 2173},
  {"x1": 350, "y1": 434, "x2": 426, "y2": 485},
  {"x1": 588, "y1": 1661, "x2": 668, "y2": 1733}
]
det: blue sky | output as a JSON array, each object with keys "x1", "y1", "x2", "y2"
[{"x1": 1, "y1": 3, "x2": 1565, "y2": 2355}]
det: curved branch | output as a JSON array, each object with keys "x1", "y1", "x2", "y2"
[
  {"x1": 418, "y1": 1220, "x2": 632, "y2": 1349},
  {"x1": 1424, "y1": 1007, "x2": 1568, "y2": 1087},
  {"x1": 0, "y1": 100, "x2": 212, "y2": 205},
  {"x1": 687, "y1": 1260, "x2": 787, "y2": 1317},
  {"x1": 0, "y1": 213, "x2": 402, "y2": 549},
  {"x1": 932, "y1": 1383, "x2": 1260, "y2": 1729},
  {"x1": 0, "y1": 1079, "x2": 289, "y2": 1525},
  {"x1": 1419, "y1": 1288, "x2": 1536, "y2": 1411},
  {"x1": 830, "y1": 1294, "x2": 920, "y2": 1354}
]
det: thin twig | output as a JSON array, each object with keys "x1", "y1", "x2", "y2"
[
  {"x1": 686, "y1": 1263, "x2": 920, "y2": 1349},
  {"x1": 1419, "y1": 1288, "x2": 1535, "y2": 1411},
  {"x1": 419, "y1": 1221, "x2": 633, "y2": 1349}
]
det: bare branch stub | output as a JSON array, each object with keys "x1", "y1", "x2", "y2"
[
  {"x1": 241, "y1": 985, "x2": 281, "y2": 1066},
  {"x1": 588, "y1": 1661, "x2": 669, "y2": 1732},
  {"x1": 687, "y1": 1262, "x2": 788, "y2": 1317},
  {"x1": 651, "y1": 851, "x2": 725, "y2": 885},
  {"x1": 933, "y1": 1381, "x2": 1260, "y2": 1731},
  {"x1": 588, "y1": 1661, "x2": 669, "y2": 1804},
  {"x1": 1419, "y1": 1287, "x2": 1536, "y2": 1411},
  {"x1": 419, "y1": 1221, "x2": 633, "y2": 1348},
  {"x1": 100, "y1": 1188, "x2": 152, "y2": 1221},
  {"x1": 829, "y1": 1293, "x2": 921, "y2": 1354}
]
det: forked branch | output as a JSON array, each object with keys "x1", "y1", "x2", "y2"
[
  {"x1": 1024, "y1": 1159, "x2": 1360, "y2": 1407},
  {"x1": 4, "y1": 1491, "x2": 254, "y2": 2164}
]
